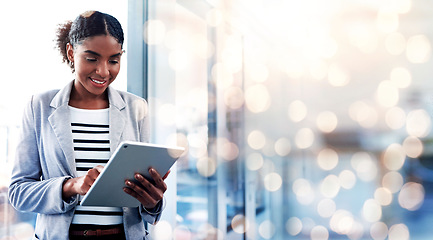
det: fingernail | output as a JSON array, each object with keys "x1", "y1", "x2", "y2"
[
  {"x1": 135, "y1": 174, "x2": 142, "y2": 180},
  {"x1": 126, "y1": 181, "x2": 132, "y2": 186}
]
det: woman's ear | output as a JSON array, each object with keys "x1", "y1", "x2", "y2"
[{"x1": 66, "y1": 43, "x2": 74, "y2": 63}]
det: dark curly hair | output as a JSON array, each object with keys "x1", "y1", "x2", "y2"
[{"x1": 55, "y1": 11, "x2": 124, "y2": 72}]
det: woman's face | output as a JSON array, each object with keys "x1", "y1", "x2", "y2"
[{"x1": 67, "y1": 35, "x2": 123, "y2": 98}]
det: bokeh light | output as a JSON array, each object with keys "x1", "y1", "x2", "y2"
[
  {"x1": 382, "y1": 143, "x2": 406, "y2": 171},
  {"x1": 191, "y1": 34, "x2": 215, "y2": 59},
  {"x1": 295, "y1": 128, "x2": 315, "y2": 149},
  {"x1": 293, "y1": 178, "x2": 315, "y2": 205},
  {"x1": 196, "y1": 157, "x2": 217, "y2": 177},
  {"x1": 376, "y1": 10, "x2": 399, "y2": 33},
  {"x1": 259, "y1": 220, "x2": 276, "y2": 239},
  {"x1": 385, "y1": 32, "x2": 406, "y2": 55},
  {"x1": 405, "y1": 109, "x2": 431, "y2": 138},
  {"x1": 330, "y1": 210, "x2": 354, "y2": 235},
  {"x1": 286, "y1": 217, "x2": 303, "y2": 236},
  {"x1": 320, "y1": 174, "x2": 340, "y2": 198},
  {"x1": 374, "y1": 187, "x2": 393, "y2": 206},
  {"x1": 316, "y1": 111, "x2": 338, "y2": 133},
  {"x1": 406, "y1": 35, "x2": 431, "y2": 63},
  {"x1": 370, "y1": 222, "x2": 388, "y2": 240},
  {"x1": 309, "y1": 59, "x2": 328, "y2": 80},
  {"x1": 188, "y1": 133, "x2": 208, "y2": 158},
  {"x1": 348, "y1": 22, "x2": 378, "y2": 53},
  {"x1": 376, "y1": 80, "x2": 399, "y2": 108},
  {"x1": 173, "y1": 225, "x2": 192, "y2": 240},
  {"x1": 224, "y1": 86, "x2": 244, "y2": 110},
  {"x1": 385, "y1": 107, "x2": 406, "y2": 130},
  {"x1": 317, "y1": 148, "x2": 339, "y2": 171},
  {"x1": 154, "y1": 220, "x2": 173, "y2": 240},
  {"x1": 382, "y1": 171, "x2": 404, "y2": 193},
  {"x1": 274, "y1": 137, "x2": 291, "y2": 156},
  {"x1": 317, "y1": 198, "x2": 336, "y2": 218},
  {"x1": 219, "y1": 139, "x2": 239, "y2": 161},
  {"x1": 339, "y1": 170, "x2": 356, "y2": 189},
  {"x1": 328, "y1": 63, "x2": 350, "y2": 87},
  {"x1": 246, "y1": 152, "x2": 264, "y2": 171},
  {"x1": 402, "y1": 136, "x2": 423, "y2": 158},
  {"x1": 288, "y1": 100, "x2": 308, "y2": 122},
  {"x1": 264, "y1": 172, "x2": 283, "y2": 192},
  {"x1": 362, "y1": 199, "x2": 382, "y2": 222},
  {"x1": 196, "y1": 223, "x2": 223, "y2": 240},
  {"x1": 211, "y1": 62, "x2": 234, "y2": 89},
  {"x1": 351, "y1": 152, "x2": 378, "y2": 182},
  {"x1": 143, "y1": 19, "x2": 166, "y2": 45},
  {"x1": 248, "y1": 130, "x2": 266, "y2": 150},
  {"x1": 398, "y1": 182, "x2": 425, "y2": 211},
  {"x1": 231, "y1": 214, "x2": 249, "y2": 234},
  {"x1": 245, "y1": 84, "x2": 271, "y2": 113},
  {"x1": 349, "y1": 101, "x2": 378, "y2": 128},
  {"x1": 390, "y1": 67, "x2": 411, "y2": 88},
  {"x1": 388, "y1": 224, "x2": 410, "y2": 240},
  {"x1": 310, "y1": 225, "x2": 329, "y2": 240},
  {"x1": 248, "y1": 63, "x2": 269, "y2": 83}
]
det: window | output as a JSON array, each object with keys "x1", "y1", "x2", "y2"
[{"x1": 134, "y1": 0, "x2": 433, "y2": 239}]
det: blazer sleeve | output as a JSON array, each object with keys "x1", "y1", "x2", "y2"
[
  {"x1": 137, "y1": 98, "x2": 163, "y2": 224},
  {"x1": 8, "y1": 96, "x2": 77, "y2": 214}
]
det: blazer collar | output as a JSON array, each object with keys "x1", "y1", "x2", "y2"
[
  {"x1": 50, "y1": 80, "x2": 127, "y2": 110},
  {"x1": 48, "y1": 80, "x2": 127, "y2": 176}
]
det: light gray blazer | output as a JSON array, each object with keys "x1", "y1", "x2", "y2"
[{"x1": 8, "y1": 81, "x2": 160, "y2": 240}]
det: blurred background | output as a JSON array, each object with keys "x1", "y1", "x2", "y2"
[{"x1": 1, "y1": 0, "x2": 433, "y2": 239}]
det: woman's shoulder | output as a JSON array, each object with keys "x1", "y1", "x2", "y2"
[
  {"x1": 26, "y1": 89, "x2": 61, "y2": 108},
  {"x1": 32, "y1": 89, "x2": 61, "y2": 102},
  {"x1": 113, "y1": 89, "x2": 148, "y2": 106}
]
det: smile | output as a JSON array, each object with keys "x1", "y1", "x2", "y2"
[{"x1": 90, "y1": 78, "x2": 106, "y2": 85}]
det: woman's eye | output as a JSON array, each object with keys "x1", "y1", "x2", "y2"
[
  {"x1": 109, "y1": 60, "x2": 119, "y2": 64},
  {"x1": 86, "y1": 58, "x2": 97, "y2": 62}
]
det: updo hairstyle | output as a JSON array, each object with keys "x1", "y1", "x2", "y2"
[{"x1": 55, "y1": 11, "x2": 124, "y2": 72}]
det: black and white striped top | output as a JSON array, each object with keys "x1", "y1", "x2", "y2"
[{"x1": 69, "y1": 106, "x2": 123, "y2": 226}]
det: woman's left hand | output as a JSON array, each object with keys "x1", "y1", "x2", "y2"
[{"x1": 123, "y1": 168, "x2": 170, "y2": 209}]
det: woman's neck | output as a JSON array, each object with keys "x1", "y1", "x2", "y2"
[{"x1": 69, "y1": 85, "x2": 109, "y2": 109}]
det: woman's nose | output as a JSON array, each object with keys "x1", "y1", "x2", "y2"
[{"x1": 96, "y1": 62, "x2": 110, "y2": 78}]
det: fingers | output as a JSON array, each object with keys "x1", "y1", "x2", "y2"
[
  {"x1": 80, "y1": 166, "x2": 104, "y2": 195},
  {"x1": 124, "y1": 180, "x2": 159, "y2": 208},
  {"x1": 123, "y1": 168, "x2": 167, "y2": 209},
  {"x1": 149, "y1": 168, "x2": 168, "y2": 191},
  {"x1": 162, "y1": 170, "x2": 171, "y2": 180},
  {"x1": 94, "y1": 165, "x2": 104, "y2": 173}
]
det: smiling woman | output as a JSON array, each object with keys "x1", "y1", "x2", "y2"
[
  {"x1": 0, "y1": 2, "x2": 130, "y2": 239},
  {"x1": 7, "y1": 10, "x2": 166, "y2": 240}
]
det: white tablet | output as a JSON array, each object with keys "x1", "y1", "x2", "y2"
[{"x1": 80, "y1": 141, "x2": 184, "y2": 207}]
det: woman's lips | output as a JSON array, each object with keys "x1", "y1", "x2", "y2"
[{"x1": 89, "y1": 77, "x2": 108, "y2": 87}]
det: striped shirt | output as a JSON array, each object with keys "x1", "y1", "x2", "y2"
[{"x1": 69, "y1": 106, "x2": 123, "y2": 226}]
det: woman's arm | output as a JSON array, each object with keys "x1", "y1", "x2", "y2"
[{"x1": 8, "y1": 96, "x2": 76, "y2": 214}]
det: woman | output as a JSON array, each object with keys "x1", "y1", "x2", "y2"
[{"x1": 8, "y1": 11, "x2": 167, "y2": 239}]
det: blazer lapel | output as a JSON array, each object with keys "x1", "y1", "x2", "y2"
[
  {"x1": 48, "y1": 81, "x2": 76, "y2": 176},
  {"x1": 108, "y1": 87, "x2": 126, "y2": 154},
  {"x1": 48, "y1": 105, "x2": 76, "y2": 175}
]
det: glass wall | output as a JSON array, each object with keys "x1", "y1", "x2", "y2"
[{"x1": 139, "y1": 0, "x2": 433, "y2": 239}]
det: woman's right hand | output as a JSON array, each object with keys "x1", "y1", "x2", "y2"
[{"x1": 62, "y1": 165, "x2": 104, "y2": 200}]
